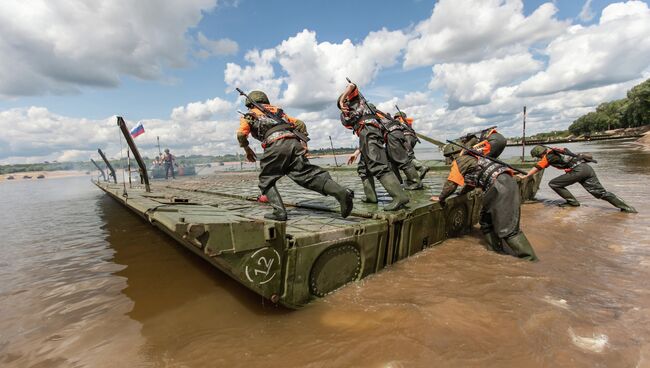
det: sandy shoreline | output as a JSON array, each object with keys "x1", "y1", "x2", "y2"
[
  {"x1": 635, "y1": 132, "x2": 650, "y2": 150},
  {"x1": 1, "y1": 170, "x2": 92, "y2": 182}
]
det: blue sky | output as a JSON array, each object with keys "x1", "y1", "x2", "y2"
[{"x1": 0, "y1": 0, "x2": 649, "y2": 163}]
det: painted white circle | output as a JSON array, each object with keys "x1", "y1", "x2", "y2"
[{"x1": 245, "y1": 247, "x2": 281, "y2": 285}]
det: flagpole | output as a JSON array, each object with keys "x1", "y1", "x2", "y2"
[
  {"x1": 127, "y1": 148, "x2": 132, "y2": 188},
  {"x1": 521, "y1": 106, "x2": 527, "y2": 162}
]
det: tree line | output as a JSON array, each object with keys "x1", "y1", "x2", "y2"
[{"x1": 569, "y1": 78, "x2": 650, "y2": 136}]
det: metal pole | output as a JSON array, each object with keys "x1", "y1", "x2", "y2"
[
  {"x1": 90, "y1": 158, "x2": 107, "y2": 181},
  {"x1": 329, "y1": 136, "x2": 339, "y2": 167},
  {"x1": 522, "y1": 106, "x2": 527, "y2": 162},
  {"x1": 127, "y1": 148, "x2": 132, "y2": 188},
  {"x1": 98, "y1": 149, "x2": 117, "y2": 183},
  {"x1": 117, "y1": 116, "x2": 151, "y2": 192},
  {"x1": 157, "y1": 136, "x2": 162, "y2": 156}
]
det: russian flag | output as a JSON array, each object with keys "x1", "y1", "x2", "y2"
[{"x1": 130, "y1": 122, "x2": 145, "y2": 139}]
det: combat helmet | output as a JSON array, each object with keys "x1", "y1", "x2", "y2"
[
  {"x1": 245, "y1": 90, "x2": 270, "y2": 108},
  {"x1": 394, "y1": 112, "x2": 407, "y2": 119},
  {"x1": 442, "y1": 142, "x2": 462, "y2": 157},
  {"x1": 530, "y1": 145, "x2": 546, "y2": 158}
]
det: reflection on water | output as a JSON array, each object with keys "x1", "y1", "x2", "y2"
[{"x1": 1, "y1": 140, "x2": 649, "y2": 367}]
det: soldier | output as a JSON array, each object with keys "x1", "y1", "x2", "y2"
[
  {"x1": 372, "y1": 105, "x2": 423, "y2": 190},
  {"x1": 394, "y1": 111, "x2": 429, "y2": 180},
  {"x1": 521, "y1": 146, "x2": 637, "y2": 213},
  {"x1": 461, "y1": 127, "x2": 507, "y2": 158},
  {"x1": 337, "y1": 83, "x2": 409, "y2": 210},
  {"x1": 347, "y1": 104, "x2": 423, "y2": 190},
  {"x1": 431, "y1": 143, "x2": 538, "y2": 261},
  {"x1": 162, "y1": 148, "x2": 176, "y2": 179},
  {"x1": 237, "y1": 90, "x2": 354, "y2": 221}
]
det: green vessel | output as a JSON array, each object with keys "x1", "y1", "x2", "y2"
[
  {"x1": 93, "y1": 169, "x2": 543, "y2": 308},
  {"x1": 93, "y1": 116, "x2": 544, "y2": 308}
]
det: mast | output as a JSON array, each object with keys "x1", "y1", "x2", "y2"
[
  {"x1": 117, "y1": 116, "x2": 150, "y2": 192},
  {"x1": 521, "y1": 106, "x2": 527, "y2": 162},
  {"x1": 97, "y1": 149, "x2": 117, "y2": 183}
]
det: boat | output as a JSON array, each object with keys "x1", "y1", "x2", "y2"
[{"x1": 94, "y1": 116, "x2": 544, "y2": 308}]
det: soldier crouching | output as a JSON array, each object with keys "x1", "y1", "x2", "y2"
[
  {"x1": 237, "y1": 90, "x2": 354, "y2": 221},
  {"x1": 431, "y1": 143, "x2": 538, "y2": 261}
]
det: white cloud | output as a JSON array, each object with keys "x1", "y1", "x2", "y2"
[
  {"x1": 196, "y1": 32, "x2": 239, "y2": 58},
  {"x1": 403, "y1": 0, "x2": 567, "y2": 67},
  {"x1": 429, "y1": 53, "x2": 543, "y2": 108},
  {"x1": 224, "y1": 49, "x2": 282, "y2": 102},
  {"x1": 0, "y1": 0, "x2": 218, "y2": 97},
  {"x1": 517, "y1": 1, "x2": 650, "y2": 96},
  {"x1": 224, "y1": 29, "x2": 408, "y2": 110},
  {"x1": 0, "y1": 103, "x2": 240, "y2": 164},
  {"x1": 170, "y1": 96, "x2": 233, "y2": 122}
]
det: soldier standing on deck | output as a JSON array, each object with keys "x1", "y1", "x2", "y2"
[
  {"x1": 162, "y1": 148, "x2": 176, "y2": 179},
  {"x1": 337, "y1": 83, "x2": 410, "y2": 210},
  {"x1": 431, "y1": 143, "x2": 538, "y2": 261},
  {"x1": 394, "y1": 111, "x2": 429, "y2": 180},
  {"x1": 520, "y1": 145, "x2": 637, "y2": 213},
  {"x1": 348, "y1": 104, "x2": 424, "y2": 190},
  {"x1": 237, "y1": 90, "x2": 354, "y2": 221}
]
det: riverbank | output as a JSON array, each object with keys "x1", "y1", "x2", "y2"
[
  {"x1": 0, "y1": 170, "x2": 91, "y2": 182},
  {"x1": 507, "y1": 125, "x2": 650, "y2": 147}
]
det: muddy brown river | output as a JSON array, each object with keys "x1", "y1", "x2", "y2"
[{"x1": 1, "y1": 140, "x2": 649, "y2": 368}]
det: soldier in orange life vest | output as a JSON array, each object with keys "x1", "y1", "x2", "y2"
[
  {"x1": 461, "y1": 127, "x2": 507, "y2": 159},
  {"x1": 520, "y1": 145, "x2": 637, "y2": 212},
  {"x1": 338, "y1": 83, "x2": 409, "y2": 211},
  {"x1": 237, "y1": 90, "x2": 354, "y2": 221},
  {"x1": 431, "y1": 143, "x2": 538, "y2": 261},
  {"x1": 393, "y1": 111, "x2": 429, "y2": 182}
]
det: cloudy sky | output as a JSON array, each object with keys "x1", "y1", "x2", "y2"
[{"x1": 1, "y1": 0, "x2": 649, "y2": 164}]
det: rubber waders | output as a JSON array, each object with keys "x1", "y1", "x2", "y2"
[
  {"x1": 483, "y1": 231, "x2": 505, "y2": 254},
  {"x1": 323, "y1": 179, "x2": 355, "y2": 218},
  {"x1": 403, "y1": 165, "x2": 424, "y2": 190},
  {"x1": 504, "y1": 232, "x2": 539, "y2": 262},
  {"x1": 379, "y1": 173, "x2": 410, "y2": 211},
  {"x1": 361, "y1": 178, "x2": 378, "y2": 204},
  {"x1": 553, "y1": 187, "x2": 580, "y2": 207},
  {"x1": 263, "y1": 186, "x2": 288, "y2": 221},
  {"x1": 604, "y1": 194, "x2": 638, "y2": 213}
]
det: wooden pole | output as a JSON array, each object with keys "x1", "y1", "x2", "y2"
[
  {"x1": 127, "y1": 148, "x2": 132, "y2": 188},
  {"x1": 98, "y1": 149, "x2": 117, "y2": 183},
  {"x1": 329, "y1": 136, "x2": 339, "y2": 167},
  {"x1": 117, "y1": 117, "x2": 150, "y2": 192},
  {"x1": 522, "y1": 106, "x2": 527, "y2": 162}
]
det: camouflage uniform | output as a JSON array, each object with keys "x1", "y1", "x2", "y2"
[
  {"x1": 394, "y1": 112, "x2": 429, "y2": 181},
  {"x1": 339, "y1": 86, "x2": 409, "y2": 211},
  {"x1": 531, "y1": 146, "x2": 636, "y2": 212},
  {"x1": 439, "y1": 147, "x2": 538, "y2": 261},
  {"x1": 238, "y1": 93, "x2": 353, "y2": 220}
]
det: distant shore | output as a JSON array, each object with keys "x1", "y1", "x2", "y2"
[{"x1": 1, "y1": 170, "x2": 91, "y2": 182}]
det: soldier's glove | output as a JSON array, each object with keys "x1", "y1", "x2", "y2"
[{"x1": 244, "y1": 146, "x2": 257, "y2": 162}]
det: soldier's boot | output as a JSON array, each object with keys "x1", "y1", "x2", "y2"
[
  {"x1": 552, "y1": 187, "x2": 580, "y2": 207},
  {"x1": 379, "y1": 173, "x2": 410, "y2": 211},
  {"x1": 323, "y1": 179, "x2": 355, "y2": 218},
  {"x1": 263, "y1": 187, "x2": 287, "y2": 221},
  {"x1": 413, "y1": 159, "x2": 429, "y2": 180},
  {"x1": 602, "y1": 193, "x2": 637, "y2": 213},
  {"x1": 483, "y1": 231, "x2": 505, "y2": 254},
  {"x1": 361, "y1": 178, "x2": 378, "y2": 204},
  {"x1": 504, "y1": 232, "x2": 539, "y2": 262},
  {"x1": 403, "y1": 165, "x2": 424, "y2": 190}
]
